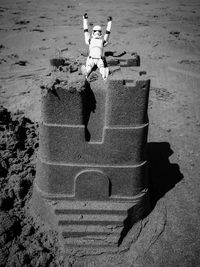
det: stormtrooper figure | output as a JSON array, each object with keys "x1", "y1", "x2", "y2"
[{"x1": 81, "y1": 13, "x2": 112, "y2": 80}]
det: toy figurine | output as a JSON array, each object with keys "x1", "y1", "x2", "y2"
[{"x1": 81, "y1": 13, "x2": 112, "y2": 80}]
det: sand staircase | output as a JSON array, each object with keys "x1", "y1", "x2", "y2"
[{"x1": 50, "y1": 196, "x2": 146, "y2": 248}]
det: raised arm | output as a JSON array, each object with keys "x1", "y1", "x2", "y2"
[
  {"x1": 104, "y1": 16, "x2": 112, "y2": 46},
  {"x1": 83, "y1": 13, "x2": 90, "y2": 45}
]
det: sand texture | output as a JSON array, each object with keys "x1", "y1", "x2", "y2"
[{"x1": 0, "y1": 0, "x2": 200, "y2": 266}]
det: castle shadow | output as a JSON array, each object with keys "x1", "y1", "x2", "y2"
[
  {"x1": 119, "y1": 141, "x2": 183, "y2": 245},
  {"x1": 147, "y1": 142, "x2": 184, "y2": 209},
  {"x1": 80, "y1": 81, "x2": 96, "y2": 142}
]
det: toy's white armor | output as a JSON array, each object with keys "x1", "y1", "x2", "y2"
[{"x1": 89, "y1": 38, "x2": 104, "y2": 58}]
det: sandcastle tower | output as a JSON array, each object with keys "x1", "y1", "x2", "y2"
[{"x1": 32, "y1": 53, "x2": 150, "y2": 252}]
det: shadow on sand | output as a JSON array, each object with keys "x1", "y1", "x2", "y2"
[
  {"x1": 147, "y1": 142, "x2": 183, "y2": 209},
  {"x1": 119, "y1": 141, "x2": 183, "y2": 245},
  {"x1": 80, "y1": 80, "x2": 96, "y2": 142}
]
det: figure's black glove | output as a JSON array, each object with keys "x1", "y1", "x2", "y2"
[
  {"x1": 107, "y1": 16, "x2": 112, "y2": 21},
  {"x1": 83, "y1": 13, "x2": 88, "y2": 19}
]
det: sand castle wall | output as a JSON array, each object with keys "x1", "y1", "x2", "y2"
[{"x1": 32, "y1": 56, "x2": 150, "y2": 251}]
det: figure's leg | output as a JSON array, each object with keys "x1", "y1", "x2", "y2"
[
  {"x1": 81, "y1": 57, "x2": 94, "y2": 78},
  {"x1": 97, "y1": 59, "x2": 109, "y2": 80}
]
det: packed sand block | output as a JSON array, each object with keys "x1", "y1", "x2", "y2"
[{"x1": 31, "y1": 52, "x2": 151, "y2": 256}]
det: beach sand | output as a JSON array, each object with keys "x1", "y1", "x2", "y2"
[{"x1": 0, "y1": 0, "x2": 200, "y2": 266}]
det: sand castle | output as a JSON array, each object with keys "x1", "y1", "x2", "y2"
[{"x1": 32, "y1": 52, "x2": 150, "y2": 253}]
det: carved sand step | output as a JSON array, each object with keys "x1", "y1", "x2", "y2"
[
  {"x1": 62, "y1": 232, "x2": 120, "y2": 239},
  {"x1": 59, "y1": 224, "x2": 123, "y2": 233},
  {"x1": 57, "y1": 214, "x2": 126, "y2": 222},
  {"x1": 53, "y1": 200, "x2": 136, "y2": 213},
  {"x1": 63, "y1": 235, "x2": 119, "y2": 247},
  {"x1": 58, "y1": 220, "x2": 125, "y2": 229},
  {"x1": 58, "y1": 219, "x2": 123, "y2": 228}
]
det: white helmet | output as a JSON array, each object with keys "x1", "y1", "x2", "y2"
[{"x1": 92, "y1": 25, "x2": 102, "y2": 38}]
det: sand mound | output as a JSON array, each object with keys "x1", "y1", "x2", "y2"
[{"x1": 0, "y1": 106, "x2": 63, "y2": 267}]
